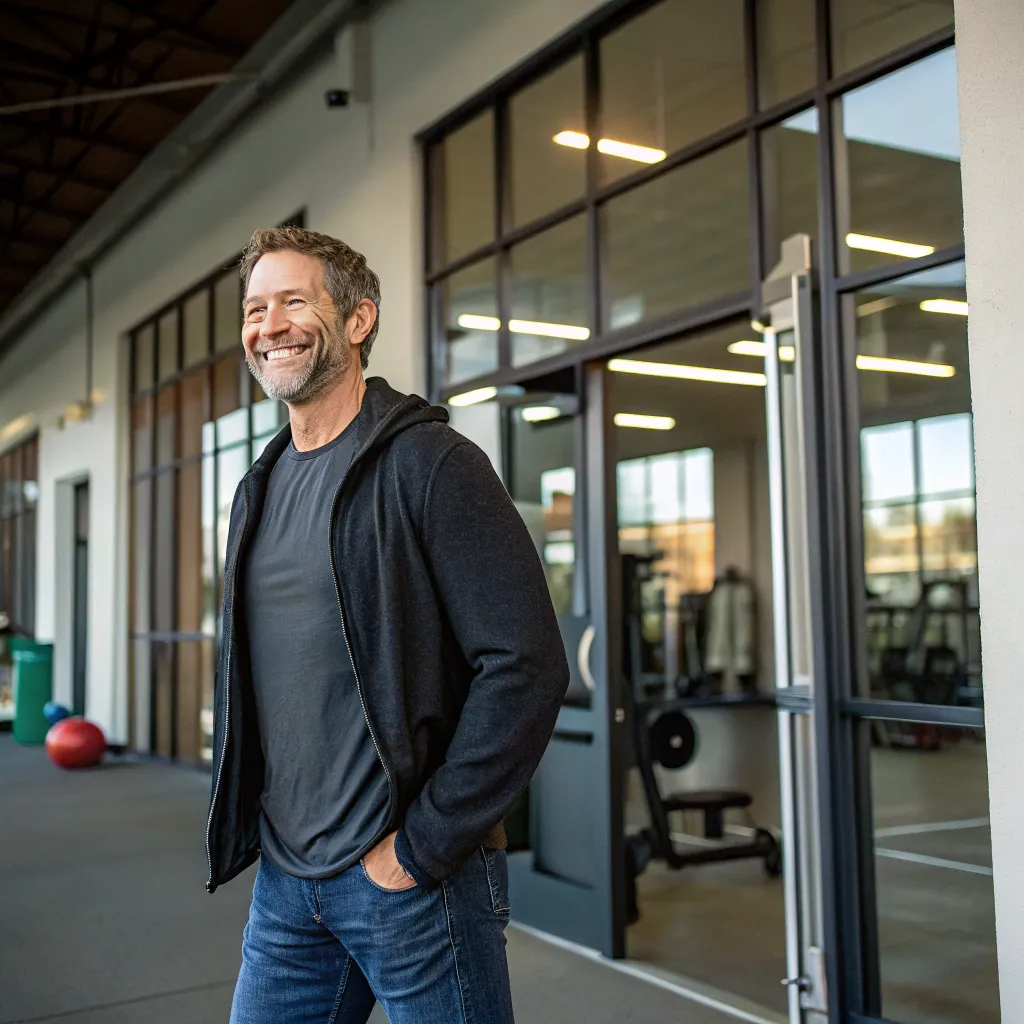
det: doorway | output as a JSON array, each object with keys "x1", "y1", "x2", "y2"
[{"x1": 72, "y1": 481, "x2": 89, "y2": 716}]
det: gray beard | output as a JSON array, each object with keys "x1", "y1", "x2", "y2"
[{"x1": 246, "y1": 327, "x2": 351, "y2": 404}]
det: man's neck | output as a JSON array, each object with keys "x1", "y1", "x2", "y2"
[{"x1": 288, "y1": 368, "x2": 367, "y2": 452}]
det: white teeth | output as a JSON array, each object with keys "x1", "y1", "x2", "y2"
[{"x1": 265, "y1": 346, "x2": 304, "y2": 361}]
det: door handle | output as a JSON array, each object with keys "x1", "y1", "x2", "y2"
[{"x1": 578, "y1": 625, "x2": 596, "y2": 692}]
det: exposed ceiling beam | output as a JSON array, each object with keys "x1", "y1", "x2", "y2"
[{"x1": 0, "y1": 118, "x2": 148, "y2": 158}]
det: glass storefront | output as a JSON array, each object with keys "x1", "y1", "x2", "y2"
[
  {"x1": 422, "y1": 3, "x2": 990, "y2": 1022},
  {"x1": 129, "y1": 264, "x2": 285, "y2": 763}
]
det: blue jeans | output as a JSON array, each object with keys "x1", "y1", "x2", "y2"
[{"x1": 230, "y1": 848, "x2": 515, "y2": 1023}]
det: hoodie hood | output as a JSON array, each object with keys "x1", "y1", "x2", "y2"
[{"x1": 249, "y1": 376, "x2": 449, "y2": 480}]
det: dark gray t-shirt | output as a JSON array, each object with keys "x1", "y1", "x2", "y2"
[{"x1": 244, "y1": 418, "x2": 390, "y2": 879}]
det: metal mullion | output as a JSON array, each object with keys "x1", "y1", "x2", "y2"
[
  {"x1": 835, "y1": 245, "x2": 966, "y2": 295},
  {"x1": 823, "y1": 26, "x2": 955, "y2": 100},
  {"x1": 495, "y1": 95, "x2": 512, "y2": 371},
  {"x1": 424, "y1": 241, "x2": 501, "y2": 285},
  {"x1": 743, "y1": 0, "x2": 765, "y2": 301}
]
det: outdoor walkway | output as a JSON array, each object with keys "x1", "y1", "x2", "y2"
[{"x1": 0, "y1": 734, "x2": 734, "y2": 1024}]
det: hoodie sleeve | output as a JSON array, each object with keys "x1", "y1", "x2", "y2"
[{"x1": 393, "y1": 440, "x2": 569, "y2": 887}]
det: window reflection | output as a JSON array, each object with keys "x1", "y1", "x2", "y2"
[
  {"x1": 852, "y1": 260, "x2": 979, "y2": 704},
  {"x1": 761, "y1": 108, "x2": 819, "y2": 266},
  {"x1": 837, "y1": 48, "x2": 963, "y2": 274},
  {"x1": 602, "y1": 139, "x2": 750, "y2": 327},
  {"x1": 440, "y1": 258, "x2": 499, "y2": 385},
  {"x1": 510, "y1": 56, "x2": 585, "y2": 227},
  {"x1": 599, "y1": 0, "x2": 745, "y2": 186},
  {"x1": 433, "y1": 111, "x2": 495, "y2": 266},
  {"x1": 510, "y1": 217, "x2": 589, "y2": 368},
  {"x1": 832, "y1": 0, "x2": 954, "y2": 76},
  {"x1": 757, "y1": 0, "x2": 817, "y2": 108}
]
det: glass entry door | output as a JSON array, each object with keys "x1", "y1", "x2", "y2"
[{"x1": 489, "y1": 366, "x2": 627, "y2": 957}]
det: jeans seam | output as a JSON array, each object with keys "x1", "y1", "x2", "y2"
[
  {"x1": 326, "y1": 954, "x2": 354, "y2": 1024},
  {"x1": 441, "y1": 881, "x2": 471, "y2": 1024}
]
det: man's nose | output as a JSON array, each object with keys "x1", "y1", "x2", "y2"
[{"x1": 260, "y1": 303, "x2": 291, "y2": 337}]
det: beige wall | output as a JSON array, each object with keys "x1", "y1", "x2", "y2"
[{"x1": 955, "y1": 0, "x2": 1024, "y2": 1013}]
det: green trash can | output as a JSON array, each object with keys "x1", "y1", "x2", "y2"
[{"x1": 13, "y1": 645, "x2": 54, "y2": 745}]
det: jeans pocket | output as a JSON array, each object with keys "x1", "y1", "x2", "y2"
[
  {"x1": 480, "y1": 847, "x2": 511, "y2": 917},
  {"x1": 359, "y1": 857, "x2": 418, "y2": 894}
]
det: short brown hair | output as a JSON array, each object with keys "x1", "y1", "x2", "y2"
[{"x1": 239, "y1": 226, "x2": 381, "y2": 369}]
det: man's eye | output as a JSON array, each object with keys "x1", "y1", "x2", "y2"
[
  {"x1": 246, "y1": 308, "x2": 266, "y2": 320},
  {"x1": 286, "y1": 298, "x2": 304, "y2": 307}
]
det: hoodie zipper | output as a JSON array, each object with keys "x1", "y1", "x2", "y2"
[
  {"x1": 205, "y1": 485, "x2": 248, "y2": 892},
  {"x1": 329, "y1": 476, "x2": 396, "y2": 848}
]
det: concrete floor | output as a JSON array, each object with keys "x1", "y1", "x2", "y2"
[
  {"x1": 0, "y1": 734, "x2": 736, "y2": 1024},
  {"x1": 626, "y1": 735, "x2": 999, "y2": 1023}
]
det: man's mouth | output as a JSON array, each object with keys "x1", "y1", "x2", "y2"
[{"x1": 260, "y1": 344, "x2": 310, "y2": 362}]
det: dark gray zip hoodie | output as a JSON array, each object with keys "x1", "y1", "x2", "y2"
[{"x1": 206, "y1": 376, "x2": 568, "y2": 892}]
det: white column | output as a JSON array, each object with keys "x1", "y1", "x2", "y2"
[{"x1": 956, "y1": 0, "x2": 1024, "y2": 1014}]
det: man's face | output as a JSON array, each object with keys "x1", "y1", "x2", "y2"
[{"x1": 242, "y1": 250, "x2": 352, "y2": 405}]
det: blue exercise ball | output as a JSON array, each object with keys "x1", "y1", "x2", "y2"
[{"x1": 43, "y1": 701, "x2": 71, "y2": 726}]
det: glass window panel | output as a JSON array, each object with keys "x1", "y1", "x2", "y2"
[
  {"x1": 440, "y1": 258, "x2": 499, "y2": 385},
  {"x1": 199, "y1": 637, "x2": 215, "y2": 763},
  {"x1": 131, "y1": 479, "x2": 151, "y2": 635},
  {"x1": 510, "y1": 216, "x2": 589, "y2": 368},
  {"x1": 201, "y1": 456, "x2": 216, "y2": 636},
  {"x1": 178, "y1": 369, "x2": 205, "y2": 460},
  {"x1": 618, "y1": 459, "x2": 649, "y2": 526},
  {"x1": 252, "y1": 398, "x2": 285, "y2": 438},
  {"x1": 132, "y1": 399, "x2": 153, "y2": 474},
  {"x1": 602, "y1": 139, "x2": 750, "y2": 325},
  {"x1": 155, "y1": 384, "x2": 177, "y2": 467},
  {"x1": 757, "y1": 0, "x2": 817, "y2": 108},
  {"x1": 510, "y1": 412, "x2": 578, "y2": 628},
  {"x1": 214, "y1": 270, "x2": 241, "y2": 353},
  {"x1": 861, "y1": 423, "x2": 915, "y2": 502},
  {"x1": 863, "y1": 502, "x2": 918, "y2": 582},
  {"x1": 134, "y1": 324, "x2": 155, "y2": 393},
  {"x1": 918, "y1": 414, "x2": 973, "y2": 496},
  {"x1": 837, "y1": 49, "x2": 962, "y2": 274},
  {"x1": 510, "y1": 55, "x2": 585, "y2": 227},
  {"x1": 175, "y1": 640, "x2": 203, "y2": 762},
  {"x1": 153, "y1": 640, "x2": 174, "y2": 757},
  {"x1": 131, "y1": 640, "x2": 151, "y2": 750},
  {"x1": 921, "y1": 497, "x2": 976, "y2": 578},
  {"x1": 832, "y1": 0, "x2": 954, "y2": 77},
  {"x1": 599, "y1": 0, "x2": 745, "y2": 186},
  {"x1": 217, "y1": 445, "x2": 250, "y2": 611},
  {"x1": 869, "y1": 726, "x2": 996, "y2": 1023},
  {"x1": 684, "y1": 448, "x2": 714, "y2": 520},
  {"x1": 177, "y1": 463, "x2": 202, "y2": 634},
  {"x1": 157, "y1": 308, "x2": 179, "y2": 383},
  {"x1": 649, "y1": 454, "x2": 682, "y2": 524},
  {"x1": 761, "y1": 108, "x2": 819, "y2": 266},
  {"x1": 218, "y1": 411, "x2": 249, "y2": 449},
  {"x1": 434, "y1": 111, "x2": 495, "y2": 266},
  {"x1": 212, "y1": 352, "x2": 242, "y2": 421},
  {"x1": 153, "y1": 472, "x2": 175, "y2": 633},
  {"x1": 183, "y1": 290, "x2": 210, "y2": 368}
]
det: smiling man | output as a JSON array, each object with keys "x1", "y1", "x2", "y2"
[{"x1": 206, "y1": 226, "x2": 568, "y2": 1024}]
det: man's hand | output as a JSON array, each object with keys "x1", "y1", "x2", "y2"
[{"x1": 362, "y1": 831, "x2": 417, "y2": 891}]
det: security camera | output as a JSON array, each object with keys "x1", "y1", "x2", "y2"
[{"x1": 325, "y1": 90, "x2": 350, "y2": 108}]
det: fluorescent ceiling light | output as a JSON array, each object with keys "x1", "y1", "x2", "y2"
[
  {"x1": 846, "y1": 233, "x2": 935, "y2": 259},
  {"x1": 614, "y1": 413, "x2": 676, "y2": 430},
  {"x1": 457, "y1": 313, "x2": 500, "y2": 331},
  {"x1": 855, "y1": 355, "x2": 955, "y2": 377},
  {"x1": 553, "y1": 130, "x2": 666, "y2": 164},
  {"x1": 448, "y1": 386, "x2": 498, "y2": 407},
  {"x1": 728, "y1": 340, "x2": 795, "y2": 361},
  {"x1": 856, "y1": 296, "x2": 899, "y2": 318},
  {"x1": 728, "y1": 340, "x2": 955, "y2": 378},
  {"x1": 609, "y1": 357, "x2": 767, "y2": 387},
  {"x1": 456, "y1": 314, "x2": 589, "y2": 341},
  {"x1": 508, "y1": 319, "x2": 590, "y2": 341},
  {"x1": 920, "y1": 299, "x2": 969, "y2": 316},
  {"x1": 521, "y1": 406, "x2": 561, "y2": 422}
]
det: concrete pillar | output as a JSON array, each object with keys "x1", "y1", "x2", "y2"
[{"x1": 955, "y1": 0, "x2": 1024, "y2": 1014}]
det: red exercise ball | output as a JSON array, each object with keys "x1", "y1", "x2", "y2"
[{"x1": 46, "y1": 717, "x2": 106, "y2": 769}]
